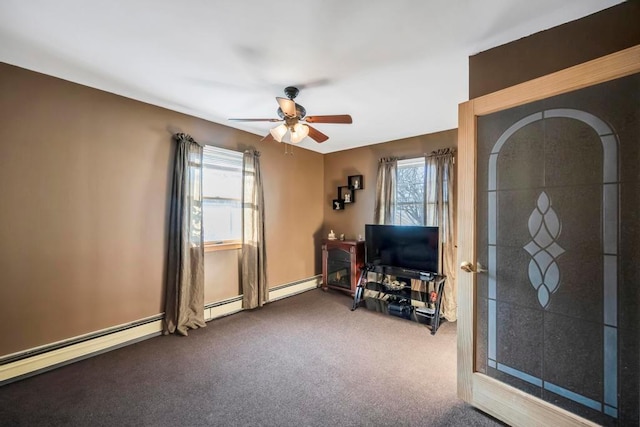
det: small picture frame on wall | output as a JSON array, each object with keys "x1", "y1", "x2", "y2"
[
  {"x1": 332, "y1": 199, "x2": 345, "y2": 210},
  {"x1": 338, "y1": 186, "x2": 355, "y2": 204},
  {"x1": 348, "y1": 175, "x2": 364, "y2": 190}
]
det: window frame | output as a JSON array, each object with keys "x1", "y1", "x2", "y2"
[
  {"x1": 395, "y1": 157, "x2": 426, "y2": 226},
  {"x1": 202, "y1": 145, "x2": 244, "y2": 252}
]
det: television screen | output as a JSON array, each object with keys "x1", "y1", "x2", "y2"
[{"x1": 365, "y1": 224, "x2": 439, "y2": 274}]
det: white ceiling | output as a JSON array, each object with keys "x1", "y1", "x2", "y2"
[{"x1": 0, "y1": 0, "x2": 623, "y2": 153}]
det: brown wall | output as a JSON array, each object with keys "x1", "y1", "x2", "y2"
[
  {"x1": 0, "y1": 63, "x2": 323, "y2": 356},
  {"x1": 469, "y1": 1, "x2": 640, "y2": 98},
  {"x1": 323, "y1": 130, "x2": 457, "y2": 240},
  {"x1": 204, "y1": 250, "x2": 241, "y2": 303},
  {"x1": 4, "y1": 1, "x2": 636, "y2": 358}
]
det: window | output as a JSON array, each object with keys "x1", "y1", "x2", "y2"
[
  {"x1": 396, "y1": 157, "x2": 425, "y2": 225},
  {"x1": 202, "y1": 145, "x2": 243, "y2": 249},
  {"x1": 395, "y1": 155, "x2": 451, "y2": 233}
]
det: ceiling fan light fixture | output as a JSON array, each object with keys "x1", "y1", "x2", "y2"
[
  {"x1": 289, "y1": 123, "x2": 309, "y2": 144},
  {"x1": 232, "y1": 87, "x2": 351, "y2": 145},
  {"x1": 270, "y1": 123, "x2": 288, "y2": 143}
]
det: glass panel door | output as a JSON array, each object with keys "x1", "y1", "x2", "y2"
[
  {"x1": 473, "y1": 73, "x2": 639, "y2": 425},
  {"x1": 326, "y1": 248, "x2": 351, "y2": 290}
]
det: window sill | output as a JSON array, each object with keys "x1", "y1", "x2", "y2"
[{"x1": 204, "y1": 242, "x2": 242, "y2": 252}]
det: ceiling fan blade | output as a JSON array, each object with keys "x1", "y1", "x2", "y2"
[
  {"x1": 260, "y1": 133, "x2": 276, "y2": 142},
  {"x1": 228, "y1": 118, "x2": 282, "y2": 122},
  {"x1": 276, "y1": 97, "x2": 297, "y2": 117},
  {"x1": 306, "y1": 125, "x2": 329, "y2": 143},
  {"x1": 305, "y1": 115, "x2": 352, "y2": 124},
  {"x1": 291, "y1": 78, "x2": 331, "y2": 90}
]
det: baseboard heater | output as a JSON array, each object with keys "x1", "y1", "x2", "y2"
[{"x1": 0, "y1": 275, "x2": 321, "y2": 385}]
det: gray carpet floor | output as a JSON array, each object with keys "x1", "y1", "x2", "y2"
[{"x1": 0, "y1": 289, "x2": 503, "y2": 426}]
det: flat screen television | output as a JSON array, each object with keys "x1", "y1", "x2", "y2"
[{"x1": 365, "y1": 224, "x2": 439, "y2": 274}]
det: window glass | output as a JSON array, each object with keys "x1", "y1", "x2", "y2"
[
  {"x1": 396, "y1": 157, "x2": 425, "y2": 225},
  {"x1": 202, "y1": 146, "x2": 243, "y2": 243}
]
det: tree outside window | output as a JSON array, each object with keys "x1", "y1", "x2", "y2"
[{"x1": 396, "y1": 157, "x2": 425, "y2": 225}]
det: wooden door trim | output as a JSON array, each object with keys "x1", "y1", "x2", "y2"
[
  {"x1": 473, "y1": 375, "x2": 600, "y2": 427},
  {"x1": 456, "y1": 44, "x2": 640, "y2": 425},
  {"x1": 471, "y1": 44, "x2": 640, "y2": 116},
  {"x1": 456, "y1": 99, "x2": 477, "y2": 403}
]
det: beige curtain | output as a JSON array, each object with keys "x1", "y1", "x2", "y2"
[
  {"x1": 425, "y1": 148, "x2": 457, "y2": 321},
  {"x1": 241, "y1": 149, "x2": 267, "y2": 309},
  {"x1": 163, "y1": 133, "x2": 206, "y2": 336},
  {"x1": 374, "y1": 157, "x2": 398, "y2": 224}
]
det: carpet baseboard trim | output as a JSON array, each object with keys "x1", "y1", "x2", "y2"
[
  {"x1": 0, "y1": 320, "x2": 163, "y2": 385},
  {"x1": 0, "y1": 275, "x2": 321, "y2": 385},
  {"x1": 204, "y1": 295, "x2": 243, "y2": 310},
  {"x1": 205, "y1": 298, "x2": 243, "y2": 321},
  {"x1": 0, "y1": 314, "x2": 164, "y2": 366},
  {"x1": 268, "y1": 275, "x2": 321, "y2": 301}
]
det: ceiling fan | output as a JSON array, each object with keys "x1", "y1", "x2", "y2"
[{"x1": 229, "y1": 86, "x2": 352, "y2": 144}]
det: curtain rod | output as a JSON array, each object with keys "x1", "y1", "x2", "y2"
[
  {"x1": 392, "y1": 147, "x2": 456, "y2": 162},
  {"x1": 174, "y1": 132, "x2": 205, "y2": 147},
  {"x1": 424, "y1": 148, "x2": 456, "y2": 158}
]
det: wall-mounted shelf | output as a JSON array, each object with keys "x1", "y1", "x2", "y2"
[
  {"x1": 332, "y1": 174, "x2": 364, "y2": 210},
  {"x1": 348, "y1": 175, "x2": 363, "y2": 190}
]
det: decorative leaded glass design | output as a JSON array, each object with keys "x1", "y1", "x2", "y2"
[
  {"x1": 523, "y1": 192, "x2": 565, "y2": 308},
  {"x1": 476, "y1": 72, "x2": 639, "y2": 425}
]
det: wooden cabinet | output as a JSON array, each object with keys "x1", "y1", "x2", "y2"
[{"x1": 321, "y1": 239, "x2": 365, "y2": 295}]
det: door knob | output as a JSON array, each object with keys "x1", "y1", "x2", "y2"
[
  {"x1": 460, "y1": 261, "x2": 475, "y2": 273},
  {"x1": 460, "y1": 261, "x2": 487, "y2": 274}
]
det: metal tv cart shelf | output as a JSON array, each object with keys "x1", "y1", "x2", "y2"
[{"x1": 351, "y1": 265, "x2": 446, "y2": 335}]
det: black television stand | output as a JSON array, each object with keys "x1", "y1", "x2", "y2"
[{"x1": 351, "y1": 264, "x2": 446, "y2": 335}]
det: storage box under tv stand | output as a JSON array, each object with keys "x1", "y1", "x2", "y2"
[{"x1": 351, "y1": 265, "x2": 446, "y2": 335}]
